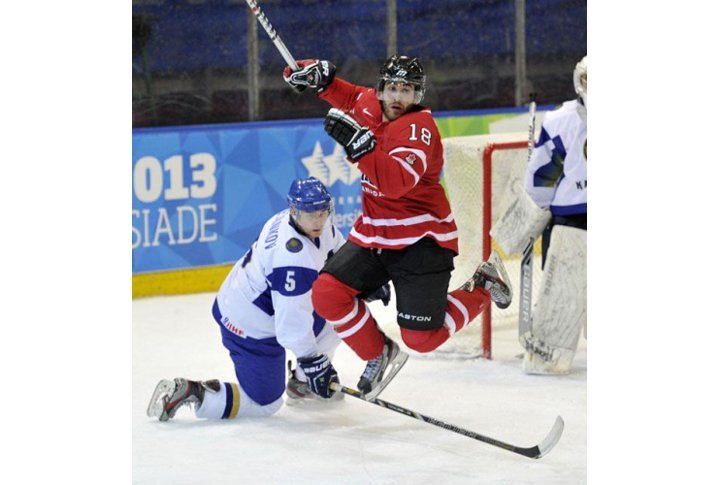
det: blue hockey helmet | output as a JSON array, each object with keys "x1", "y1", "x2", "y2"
[{"x1": 287, "y1": 177, "x2": 333, "y2": 212}]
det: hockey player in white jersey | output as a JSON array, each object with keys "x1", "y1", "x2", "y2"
[
  {"x1": 147, "y1": 177, "x2": 353, "y2": 421},
  {"x1": 519, "y1": 55, "x2": 587, "y2": 374},
  {"x1": 525, "y1": 55, "x2": 587, "y2": 261}
]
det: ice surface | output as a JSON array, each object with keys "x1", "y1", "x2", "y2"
[{"x1": 133, "y1": 292, "x2": 586, "y2": 484}]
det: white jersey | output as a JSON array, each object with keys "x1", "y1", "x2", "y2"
[
  {"x1": 216, "y1": 209, "x2": 345, "y2": 359},
  {"x1": 524, "y1": 99, "x2": 587, "y2": 216}
]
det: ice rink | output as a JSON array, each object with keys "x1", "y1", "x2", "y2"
[{"x1": 133, "y1": 292, "x2": 586, "y2": 484}]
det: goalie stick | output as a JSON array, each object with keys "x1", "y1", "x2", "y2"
[
  {"x1": 244, "y1": 0, "x2": 299, "y2": 70},
  {"x1": 330, "y1": 382, "x2": 564, "y2": 459},
  {"x1": 519, "y1": 93, "x2": 538, "y2": 339}
]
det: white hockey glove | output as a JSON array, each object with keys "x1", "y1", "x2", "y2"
[
  {"x1": 324, "y1": 108, "x2": 376, "y2": 162},
  {"x1": 283, "y1": 59, "x2": 336, "y2": 93}
]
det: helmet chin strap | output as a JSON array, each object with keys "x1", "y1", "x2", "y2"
[
  {"x1": 289, "y1": 211, "x2": 312, "y2": 239},
  {"x1": 289, "y1": 207, "x2": 330, "y2": 240}
]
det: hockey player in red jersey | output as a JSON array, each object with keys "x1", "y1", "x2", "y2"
[{"x1": 283, "y1": 56, "x2": 512, "y2": 398}]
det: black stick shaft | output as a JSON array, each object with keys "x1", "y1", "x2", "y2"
[{"x1": 332, "y1": 384, "x2": 546, "y2": 459}]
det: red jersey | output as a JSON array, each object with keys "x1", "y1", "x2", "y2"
[{"x1": 319, "y1": 77, "x2": 459, "y2": 254}]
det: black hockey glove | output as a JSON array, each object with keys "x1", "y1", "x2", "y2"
[
  {"x1": 363, "y1": 283, "x2": 391, "y2": 307},
  {"x1": 283, "y1": 59, "x2": 336, "y2": 93},
  {"x1": 324, "y1": 108, "x2": 376, "y2": 162},
  {"x1": 297, "y1": 354, "x2": 339, "y2": 399}
]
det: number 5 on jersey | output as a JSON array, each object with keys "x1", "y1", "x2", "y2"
[{"x1": 285, "y1": 270, "x2": 295, "y2": 291}]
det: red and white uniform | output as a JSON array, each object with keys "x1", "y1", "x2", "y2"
[{"x1": 319, "y1": 78, "x2": 459, "y2": 254}]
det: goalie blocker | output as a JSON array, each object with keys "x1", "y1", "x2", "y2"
[
  {"x1": 521, "y1": 225, "x2": 586, "y2": 375},
  {"x1": 490, "y1": 181, "x2": 551, "y2": 257}
]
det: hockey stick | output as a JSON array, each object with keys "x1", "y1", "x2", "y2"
[
  {"x1": 518, "y1": 93, "x2": 538, "y2": 340},
  {"x1": 244, "y1": 0, "x2": 299, "y2": 70},
  {"x1": 330, "y1": 383, "x2": 564, "y2": 459},
  {"x1": 526, "y1": 93, "x2": 537, "y2": 158}
]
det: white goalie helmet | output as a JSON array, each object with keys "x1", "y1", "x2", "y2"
[{"x1": 573, "y1": 56, "x2": 587, "y2": 108}]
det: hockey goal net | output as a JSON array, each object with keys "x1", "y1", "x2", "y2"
[
  {"x1": 372, "y1": 132, "x2": 543, "y2": 359},
  {"x1": 442, "y1": 132, "x2": 544, "y2": 358}
]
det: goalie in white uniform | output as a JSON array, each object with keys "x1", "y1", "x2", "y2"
[
  {"x1": 492, "y1": 56, "x2": 587, "y2": 374},
  {"x1": 522, "y1": 55, "x2": 587, "y2": 374},
  {"x1": 147, "y1": 177, "x2": 355, "y2": 421},
  {"x1": 526, "y1": 56, "x2": 587, "y2": 268}
]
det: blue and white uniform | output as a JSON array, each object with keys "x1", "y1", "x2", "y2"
[
  {"x1": 525, "y1": 99, "x2": 587, "y2": 216},
  {"x1": 217, "y1": 209, "x2": 344, "y2": 358},
  {"x1": 197, "y1": 209, "x2": 345, "y2": 419}
]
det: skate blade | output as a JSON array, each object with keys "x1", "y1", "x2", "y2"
[
  {"x1": 146, "y1": 379, "x2": 175, "y2": 418},
  {"x1": 363, "y1": 350, "x2": 409, "y2": 400},
  {"x1": 489, "y1": 251, "x2": 513, "y2": 306}
]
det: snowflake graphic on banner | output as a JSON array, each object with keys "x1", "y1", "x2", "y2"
[{"x1": 301, "y1": 142, "x2": 362, "y2": 186}]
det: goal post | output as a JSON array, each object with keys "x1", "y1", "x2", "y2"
[{"x1": 480, "y1": 139, "x2": 529, "y2": 358}]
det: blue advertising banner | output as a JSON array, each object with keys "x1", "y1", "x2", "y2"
[{"x1": 132, "y1": 120, "x2": 362, "y2": 274}]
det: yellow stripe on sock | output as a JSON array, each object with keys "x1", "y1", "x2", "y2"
[{"x1": 228, "y1": 383, "x2": 241, "y2": 419}]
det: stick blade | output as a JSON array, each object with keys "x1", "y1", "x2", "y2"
[{"x1": 535, "y1": 415, "x2": 565, "y2": 459}]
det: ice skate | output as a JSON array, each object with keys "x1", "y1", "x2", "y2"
[
  {"x1": 286, "y1": 362, "x2": 343, "y2": 402},
  {"x1": 147, "y1": 378, "x2": 215, "y2": 421},
  {"x1": 462, "y1": 254, "x2": 513, "y2": 309},
  {"x1": 286, "y1": 367, "x2": 312, "y2": 400},
  {"x1": 357, "y1": 334, "x2": 409, "y2": 399}
]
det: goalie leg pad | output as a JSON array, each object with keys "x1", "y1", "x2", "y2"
[
  {"x1": 522, "y1": 224, "x2": 587, "y2": 375},
  {"x1": 490, "y1": 181, "x2": 551, "y2": 256}
]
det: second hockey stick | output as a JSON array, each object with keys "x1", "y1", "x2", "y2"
[
  {"x1": 330, "y1": 383, "x2": 564, "y2": 459},
  {"x1": 244, "y1": 0, "x2": 299, "y2": 70},
  {"x1": 519, "y1": 93, "x2": 538, "y2": 339}
]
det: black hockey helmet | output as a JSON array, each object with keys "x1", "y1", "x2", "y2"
[{"x1": 377, "y1": 55, "x2": 426, "y2": 104}]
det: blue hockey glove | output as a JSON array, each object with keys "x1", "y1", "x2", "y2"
[
  {"x1": 324, "y1": 108, "x2": 376, "y2": 162},
  {"x1": 296, "y1": 354, "x2": 339, "y2": 399},
  {"x1": 363, "y1": 283, "x2": 391, "y2": 306}
]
